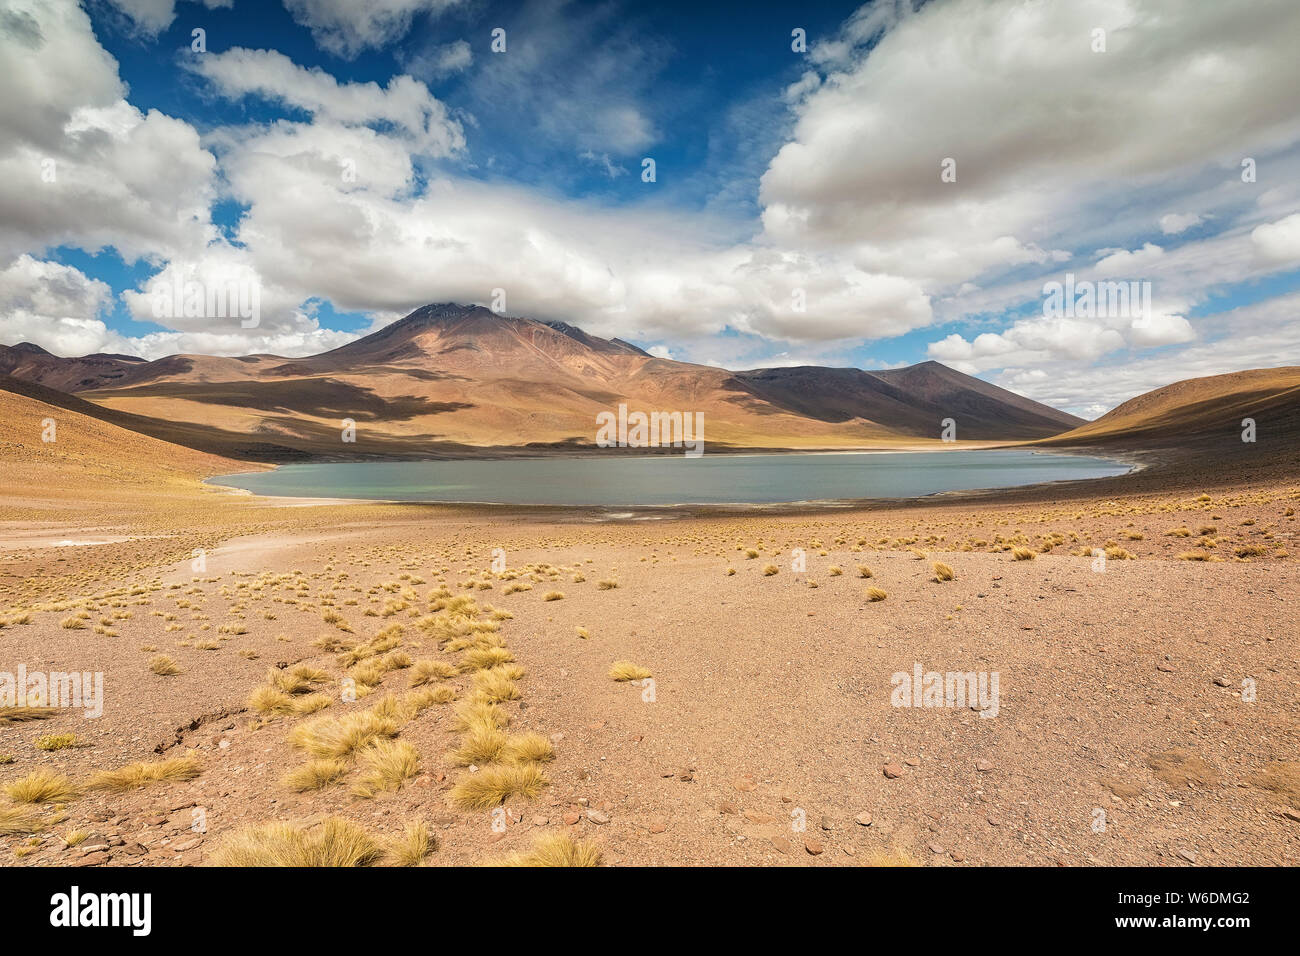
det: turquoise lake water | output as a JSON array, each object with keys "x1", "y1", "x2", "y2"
[{"x1": 212, "y1": 449, "x2": 1131, "y2": 506}]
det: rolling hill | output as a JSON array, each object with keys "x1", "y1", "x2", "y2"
[
  {"x1": 1039, "y1": 366, "x2": 1300, "y2": 448},
  {"x1": 0, "y1": 303, "x2": 1084, "y2": 460}
]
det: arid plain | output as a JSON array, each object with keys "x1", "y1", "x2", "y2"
[{"x1": 1, "y1": 372, "x2": 1298, "y2": 868}]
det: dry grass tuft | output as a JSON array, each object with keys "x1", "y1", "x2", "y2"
[
  {"x1": 149, "y1": 655, "x2": 181, "y2": 676},
  {"x1": 448, "y1": 762, "x2": 548, "y2": 809},
  {"x1": 35, "y1": 734, "x2": 79, "y2": 751},
  {"x1": 609, "y1": 661, "x2": 652, "y2": 681},
  {"x1": 4, "y1": 768, "x2": 78, "y2": 803},
  {"x1": 932, "y1": 562, "x2": 954, "y2": 582},
  {"x1": 353, "y1": 739, "x2": 420, "y2": 796},
  {"x1": 207, "y1": 817, "x2": 384, "y2": 867},
  {"x1": 0, "y1": 804, "x2": 42, "y2": 835},
  {"x1": 388, "y1": 821, "x2": 435, "y2": 866},
  {"x1": 865, "y1": 587, "x2": 888, "y2": 602},
  {"x1": 492, "y1": 832, "x2": 602, "y2": 867},
  {"x1": 409, "y1": 658, "x2": 457, "y2": 686},
  {"x1": 289, "y1": 709, "x2": 399, "y2": 760},
  {"x1": 86, "y1": 755, "x2": 201, "y2": 792},
  {"x1": 0, "y1": 707, "x2": 55, "y2": 725},
  {"x1": 283, "y1": 758, "x2": 349, "y2": 792},
  {"x1": 1011, "y1": 547, "x2": 1036, "y2": 561}
]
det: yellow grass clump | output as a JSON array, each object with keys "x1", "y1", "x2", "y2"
[
  {"x1": 932, "y1": 562, "x2": 954, "y2": 582},
  {"x1": 283, "y1": 758, "x2": 349, "y2": 793},
  {"x1": 4, "y1": 768, "x2": 78, "y2": 803},
  {"x1": 35, "y1": 734, "x2": 79, "y2": 751},
  {"x1": 149, "y1": 655, "x2": 181, "y2": 676},
  {"x1": 409, "y1": 658, "x2": 457, "y2": 686},
  {"x1": 86, "y1": 755, "x2": 201, "y2": 791},
  {"x1": 289, "y1": 710, "x2": 398, "y2": 760},
  {"x1": 609, "y1": 661, "x2": 652, "y2": 681},
  {"x1": 1011, "y1": 548, "x2": 1035, "y2": 561},
  {"x1": 207, "y1": 817, "x2": 384, "y2": 867},
  {"x1": 0, "y1": 707, "x2": 55, "y2": 725},
  {"x1": 493, "y1": 832, "x2": 602, "y2": 867},
  {"x1": 0, "y1": 804, "x2": 42, "y2": 835},
  {"x1": 353, "y1": 739, "x2": 420, "y2": 797},
  {"x1": 448, "y1": 762, "x2": 548, "y2": 810},
  {"x1": 388, "y1": 822, "x2": 435, "y2": 866},
  {"x1": 865, "y1": 587, "x2": 888, "y2": 602}
]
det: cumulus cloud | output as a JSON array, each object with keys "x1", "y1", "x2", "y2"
[
  {"x1": 101, "y1": 0, "x2": 231, "y2": 38},
  {"x1": 0, "y1": 0, "x2": 216, "y2": 261},
  {"x1": 185, "y1": 48, "x2": 464, "y2": 157},
  {"x1": 1251, "y1": 213, "x2": 1300, "y2": 263},
  {"x1": 282, "y1": 0, "x2": 463, "y2": 59},
  {"x1": 760, "y1": 0, "x2": 1300, "y2": 291}
]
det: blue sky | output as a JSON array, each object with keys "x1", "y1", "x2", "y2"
[{"x1": 3, "y1": 0, "x2": 1300, "y2": 416}]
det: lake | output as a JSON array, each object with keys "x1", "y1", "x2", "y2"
[{"x1": 211, "y1": 449, "x2": 1131, "y2": 507}]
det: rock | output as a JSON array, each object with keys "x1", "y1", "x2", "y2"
[
  {"x1": 562, "y1": 811, "x2": 581, "y2": 826},
  {"x1": 855, "y1": 812, "x2": 873, "y2": 827},
  {"x1": 927, "y1": 842, "x2": 944, "y2": 855},
  {"x1": 882, "y1": 762, "x2": 905, "y2": 779},
  {"x1": 718, "y1": 801, "x2": 738, "y2": 815},
  {"x1": 81, "y1": 843, "x2": 110, "y2": 855},
  {"x1": 975, "y1": 759, "x2": 994, "y2": 772},
  {"x1": 734, "y1": 776, "x2": 757, "y2": 792},
  {"x1": 904, "y1": 757, "x2": 920, "y2": 767},
  {"x1": 75, "y1": 851, "x2": 110, "y2": 866},
  {"x1": 819, "y1": 816, "x2": 835, "y2": 831},
  {"x1": 1279, "y1": 808, "x2": 1300, "y2": 823},
  {"x1": 1212, "y1": 676, "x2": 1232, "y2": 687},
  {"x1": 531, "y1": 815, "x2": 549, "y2": 826},
  {"x1": 171, "y1": 837, "x2": 202, "y2": 852},
  {"x1": 770, "y1": 835, "x2": 792, "y2": 854},
  {"x1": 743, "y1": 810, "x2": 775, "y2": 824},
  {"x1": 677, "y1": 769, "x2": 695, "y2": 782},
  {"x1": 648, "y1": 821, "x2": 667, "y2": 834},
  {"x1": 585, "y1": 809, "x2": 610, "y2": 825},
  {"x1": 950, "y1": 850, "x2": 966, "y2": 862},
  {"x1": 805, "y1": 839, "x2": 824, "y2": 855},
  {"x1": 122, "y1": 843, "x2": 148, "y2": 856},
  {"x1": 986, "y1": 814, "x2": 1002, "y2": 827},
  {"x1": 1177, "y1": 849, "x2": 1198, "y2": 863}
]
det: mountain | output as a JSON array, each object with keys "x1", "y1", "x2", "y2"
[
  {"x1": 1039, "y1": 366, "x2": 1300, "y2": 448},
  {"x1": 0, "y1": 304, "x2": 1084, "y2": 459}
]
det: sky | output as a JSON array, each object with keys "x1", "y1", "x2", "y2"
[{"x1": 2, "y1": 0, "x2": 1299, "y2": 418}]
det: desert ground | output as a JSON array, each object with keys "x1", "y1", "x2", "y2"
[{"x1": 1, "y1": 385, "x2": 1297, "y2": 867}]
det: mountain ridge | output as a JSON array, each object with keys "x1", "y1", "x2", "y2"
[{"x1": 0, "y1": 303, "x2": 1088, "y2": 458}]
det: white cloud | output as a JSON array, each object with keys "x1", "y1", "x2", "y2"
[
  {"x1": 185, "y1": 48, "x2": 464, "y2": 157},
  {"x1": 0, "y1": 0, "x2": 216, "y2": 261},
  {"x1": 401, "y1": 38, "x2": 472, "y2": 80},
  {"x1": 760, "y1": 0, "x2": 1300, "y2": 292},
  {"x1": 102, "y1": 0, "x2": 231, "y2": 39},
  {"x1": 1094, "y1": 243, "x2": 1164, "y2": 276},
  {"x1": 1251, "y1": 213, "x2": 1300, "y2": 263},
  {"x1": 1159, "y1": 212, "x2": 1203, "y2": 235},
  {"x1": 282, "y1": 0, "x2": 463, "y2": 59}
]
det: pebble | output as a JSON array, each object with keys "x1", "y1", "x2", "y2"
[
  {"x1": 882, "y1": 762, "x2": 904, "y2": 779},
  {"x1": 927, "y1": 842, "x2": 944, "y2": 854},
  {"x1": 770, "y1": 836, "x2": 792, "y2": 854},
  {"x1": 805, "y1": 839, "x2": 824, "y2": 855},
  {"x1": 855, "y1": 812, "x2": 873, "y2": 827},
  {"x1": 585, "y1": 809, "x2": 610, "y2": 825},
  {"x1": 975, "y1": 759, "x2": 994, "y2": 773}
]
